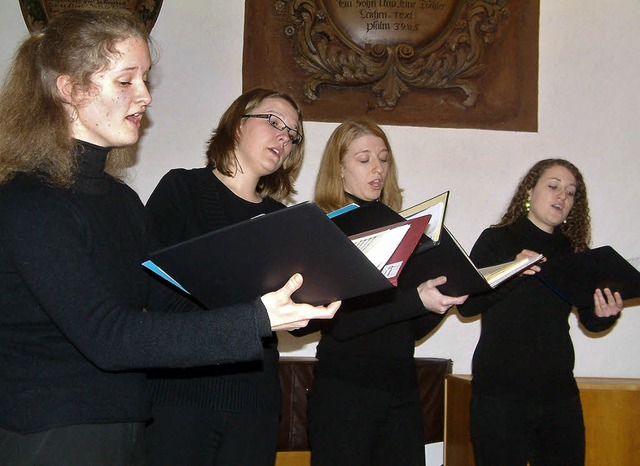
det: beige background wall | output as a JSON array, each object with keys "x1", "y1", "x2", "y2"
[{"x1": 1, "y1": 0, "x2": 638, "y2": 377}]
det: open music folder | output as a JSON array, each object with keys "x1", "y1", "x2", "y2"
[
  {"x1": 143, "y1": 202, "x2": 430, "y2": 307},
  {"x1": 398, "y1": 226, "x2": 543, "y2": 296},
  {"x1": 536, "y1": 245, "x2": 640, "y2": 308},
  {"x1": 331, "y1": 199, "x2": 542, "y2": 296}
]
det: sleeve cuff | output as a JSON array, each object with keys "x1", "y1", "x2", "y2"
[{"x1": 254, "y1": 298, "x2": 272, "y2": 337}]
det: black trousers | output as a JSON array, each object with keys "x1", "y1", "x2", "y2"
[
  {"x1": 307, "y1": 376, "x2": 426, "y2": 466},
  {"x1": 470, "y1": 393, "x2": 585, "y2": 466},
  {"x1": 0, "y1": 422, "x2": 146, "y2": 466},
  {"x1": 145, "y1": 405, "x2": 280, "y2": 466}
]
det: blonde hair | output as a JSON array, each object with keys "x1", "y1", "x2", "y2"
[
  {"x1": 314, "y1": 119, "x2": 403, "y2": 213},
  {"x1": 0, "y1": 8, "x2": 149, "y2": 186}
]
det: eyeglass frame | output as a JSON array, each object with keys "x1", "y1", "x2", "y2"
[{"x1": 242, "y1": 113, "x2": 303, "y2": 145}]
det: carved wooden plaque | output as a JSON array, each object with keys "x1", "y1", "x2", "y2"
[
  {"x1": 243, "y1": 0, "x2": 539, "y2": 131},
  {"x1": 19, "y1": 0, "x2": 163, "y2": 32}
]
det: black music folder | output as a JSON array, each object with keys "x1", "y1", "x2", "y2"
[
  {"x1": 331, "y1": 200, "x2": 541, "y2": 296},
  {"x1": 143, "y1": 202, "x2": 421, "y2": 307},
  {"x1": 536, "y1": 246, "x2": 640, "y2": 308},
  {"x1": 398, "y1": 226, "x2": 542, "y2": 297}
]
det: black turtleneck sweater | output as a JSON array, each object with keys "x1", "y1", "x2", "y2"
[
  {"x1": 0, "y1": 142, "x2": 271, "y2": 433},
  {"x1": 310, "y1": 194, "x2": 445, "y2": 387},
  {"x1": 458, "y1": 217, "x2": 619, "y2": 401}
]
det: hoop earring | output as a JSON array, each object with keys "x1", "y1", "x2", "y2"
[{"x1": 70, "y1": 108, "x2": 78, "y2": 123}]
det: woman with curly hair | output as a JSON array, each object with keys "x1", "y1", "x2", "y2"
[{"x1": 458, "y1": 158, "x2": 624, "y2": 466}]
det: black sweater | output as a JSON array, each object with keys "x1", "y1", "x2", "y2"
[
  {"x1": 0, "y1": 142, "x2": 271, "y2": 433},
  {"x1": 308, "y1": 196, "x2": 446, "y2": 388},
  {"x1": 458, "y1": 217, "x2": 619, "y2": 401},
  {"x1": 145, "y1": 167, "x2": 284, "y2": 412}
]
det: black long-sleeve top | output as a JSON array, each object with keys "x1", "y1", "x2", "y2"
[
  {"x1": 0, "y1": 142, "x2": 271, "y2": 433},
  {"x1": 145, "y1": 167, "x2": 284, "y2": 412},
  {"x1": 458, "y1": 217, "x2": 619, "y2": 401},
  {"x1": 309, "y1": 197, "x2": 446, "y2": 388}
]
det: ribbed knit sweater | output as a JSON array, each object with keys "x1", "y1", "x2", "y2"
[
  {"x1": 0, "y1": 142, "x2": 271, "y2": 433},
  {"x1": 145, "y1": 167, "x2": 283, "y2": 413},
  {"x1": 458, "y1": 217, "x2": 619, "y2": 401}
]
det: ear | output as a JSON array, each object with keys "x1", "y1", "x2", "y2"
[{"x1": 56, "y1": 75, "x2": 76, "y2": 105}]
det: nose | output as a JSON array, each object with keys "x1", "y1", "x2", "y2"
[
  {"x1": 137, "y1": 82, "x2": 152, "y2": 106},
  {"x1": 372, "y1": 159, "x2": 383, "y2": 174},
  {"x1": 276, "y1": 130, "x2": 290, "y2": 146}
]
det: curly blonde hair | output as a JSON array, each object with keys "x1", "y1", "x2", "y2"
[
  {"x1": 0, "y1": 8, "x2": 149, "y2": 186},
  {"x1": 496, "y1": 159, "x2": 591, "y2": 252},
  {"x1": 313, "y1": 119, "x2": 403, "y2": 213}
]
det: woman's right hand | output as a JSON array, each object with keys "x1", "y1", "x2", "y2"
[
  {"x1": 516, "y1": 249, "x2": 545, "y2": 275},
  {"x1": 260, "y1": 273, "x2": 341, "y2": 331},
  {"x1": 416, "y1": 276, "x2": 468, "y2": 314}
]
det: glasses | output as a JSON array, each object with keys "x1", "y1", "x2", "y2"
[{"x1": 242, "y1": 113, "x2": 303, "y2": 145}]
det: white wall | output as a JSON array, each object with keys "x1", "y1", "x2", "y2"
[{"x1": 2, "y1": 1, "x2": 638, "y2": 377}]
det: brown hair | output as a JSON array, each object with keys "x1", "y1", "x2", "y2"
[
  {"x1": 495, "y1": 158, "x2": 591, "y2": 252},
  {"x1": 0, "y1": 8, "x2": 149, "y2": 186},
  {"x1": 313, "y1": 118, "x2": 403, "y2": 213},
  {"x1": 205, "y1": 88, "x2": 304, "y2": 201}
]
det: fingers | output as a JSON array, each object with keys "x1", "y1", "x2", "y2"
[
  {"x1": 522, "y1": 264, "x2": 542, "y2": 275},
  {"x1": 593, "y1": 288, "x2": 624, "y2": 317},
  {"x1": 270, "y1": 301, "x2": 341, "y2": 331},
  {"x1": 417, "y1": 277, "x2": 467, "y2": 314},
  {"x1": 271, "y1": 319, "x2": 310, "y2": 332},
  {"x1": 281, "y1": 273, "x2": 303, "y2": 296},
  {"x1": 262, "y1": 272, "x2": 341, "y2": 331},
  {"x1": 425, "y1": 275, "x2": 447, "y2": 287}
]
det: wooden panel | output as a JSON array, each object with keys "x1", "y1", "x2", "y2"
[
  {"x1": 580, "y1": 379, "x2": 640, "y2": 466},
  {"x1": 275, "y1": 451, "x2": 310, "y2": 466},
  {"x1": 444, "y1": 375, "x2": 640, "y2": 466},
  {"x1": 443, "y1": 374, "x2": 473, "y2": 466}
]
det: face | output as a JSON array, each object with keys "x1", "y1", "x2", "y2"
[
  {"x1": 341, "y1": 134, "x2": 389, "y2": 202},
  {"x1": 235, "y1": 97, "x2": 300, "y2": 178},
  {"x1": 527, "y1": 164, "x2": 577, "y2": 233},
  {"x1": 70, "y1": 37, "x2": 152, "y2": 148}
]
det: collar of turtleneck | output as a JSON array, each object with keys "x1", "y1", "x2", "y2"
[
  {"x1": 72, "y1": 140, "x2": 112, "y2": 195},
  {"x1": 345, "y1": 191, "x2": 378, "y2": 207},
  {"x1": 512, "y1": 215, "x2": 569, "y2": 256}
]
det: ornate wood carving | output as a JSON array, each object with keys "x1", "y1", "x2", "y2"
[
  {"x1": 19, "y1": 0, "x2": 163, "y2": 33},
  {"x1": 287, "y1": 0, "x2": 507, "y2": 109},
  {"x1": 244, "y1": 0, "x2": 539, "y2": 131}
]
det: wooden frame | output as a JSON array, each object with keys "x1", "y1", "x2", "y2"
[{"x1": 243, "y1": 0, "x2": 539, "y2": 131}]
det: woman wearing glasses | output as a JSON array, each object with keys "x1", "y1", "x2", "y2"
[{"x1": 144, "y1": 88, "x2": 305, "y2": 465}]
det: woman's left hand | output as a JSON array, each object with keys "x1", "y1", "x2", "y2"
[{"x1": 593, "y1": 288, "x2": 624, "y2": 317}]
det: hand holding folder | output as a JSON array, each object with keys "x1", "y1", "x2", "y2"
[
  {"x1": 536, "y1": 246, "x2": 640, "y2": 308},
  {"x1": 143, "y1": 202, "x2": 430, "y2": 307},
  {"x1": 331, "y1": 195, "x2": 540, "y2": 297}
]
